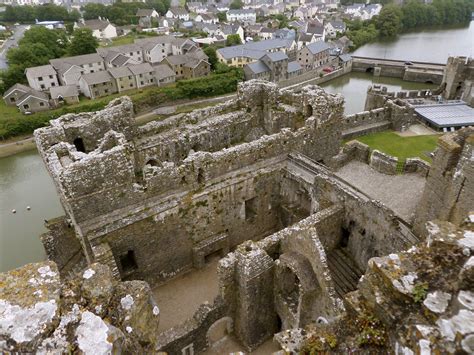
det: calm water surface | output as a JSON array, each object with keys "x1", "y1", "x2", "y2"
[
  {"x1": 320, "y1": 72, "x2": 437, "y2": 114},
  {"x1": 353, "y1": 21, "x2": 474, "y2": 63},
  {"x1": 0, "y1": 23, "x2": 472, "y2": 272},
  {"x1": 0, "y1": 150, "x2": 63, "y2": 271}
]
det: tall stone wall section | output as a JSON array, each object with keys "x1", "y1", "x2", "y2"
[{"x1": 414, "y1": 127, "x2": 474, "y2": 235}]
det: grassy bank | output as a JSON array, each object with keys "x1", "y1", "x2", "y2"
[{"x1": 355, "y1": 131, "x2": 439, "y2": 162}]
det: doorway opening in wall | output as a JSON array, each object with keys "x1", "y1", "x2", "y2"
[
  {"x1": 244, "y1": 197, "x2": 258, "y2": 221},
  {"x1": 204, "y1": 249, "x2": 223, "y2": 264},
  {"x1": 340, "y1": 227, "x2": 350, "y2": 248},
  {"x1": 276, "y1": 314, "x2": 282, "y2": 332},
  {"x1": 73, "y1": 137, "x2": 86, "y2": 153},
  {"x1": 366, "y1": 67, "x2": 374, "y2": 73},
  {"x1": 305, "y1": 104, "x2": 313, "y2": 118},
  {"x1": 425, "y1": 80, "x2": 434, "y2": 84},
  {"x1": 120, "y1": 250, "x2": 138, "y2": 274},
  {"x1": 197, "y1": 168, "x2": 205, "y2": 184}
]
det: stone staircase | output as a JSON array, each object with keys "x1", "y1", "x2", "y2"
[{"x1": 327, "y1": 248, "x2": 364, "y2": 299}]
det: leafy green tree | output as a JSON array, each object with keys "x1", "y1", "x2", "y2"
[
  {"x1": 67, "y1": 28, "x2": 99, "y2": 56},
  {"x1": 230, "y1": 0, "x2": 243, "y2": 9},
  {"x1": 217, "y1": 12, "x2": 227, "y2": 22},
  {"x1": 35, "y1": 4, "x2": 70, "y2": 21},
  {"x1": 226, "y1": 34, "x2": 241, "y2": 46},
  {"x1": 82, "y1": 3, "x2": 107, "y2": 20},
  {"x1": 203, "y1": 46, "x2": 218, "y2": 70},
  {"x1": 19, "y1": 26, "x2": 68, "y2": 58},
  {"x1": 0, "y1": 65, "x2": 27, "y2": 92},
  {"x1": 376, "y1": 4, "x2": 403, "y2": 37}
]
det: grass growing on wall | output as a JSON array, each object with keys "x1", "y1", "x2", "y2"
[{"x1": 355, "y1": 131, "x2": 439, "y2": 163}]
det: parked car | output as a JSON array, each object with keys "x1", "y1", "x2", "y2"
[
  {"x1": 323, "y1": 67, "x2": 333, "y2": 73},
  {"x1": 404, "y1": 61, "x2": 414, "y2": 65}
]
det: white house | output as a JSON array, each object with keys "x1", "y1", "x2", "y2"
[
  {"x1": 25, "y1": 64, "x2": 59, "y2": 91},
  {"x1": 75, "y1": 19, "x2": 117, "y2": 40},
  {"x1": 226, "y1": 9, "x2": 257, "y2": 24},
  {"x1": 165, "y1": 7, "x2": 190, "y2": 21},
  {"x1": 195, "y1": 13, "x2": 219, "y2": 24},
  {"x1": 325, "y1": 20, "x2": 346, "y2": 38}
]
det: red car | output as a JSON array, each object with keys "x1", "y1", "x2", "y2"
[{"x1": 323, "y1": 67, "x2": 333, "y2": 73}]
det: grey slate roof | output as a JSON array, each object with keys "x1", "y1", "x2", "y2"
[
  {"x1": 306, "y1": 41, "x2": 331, "y2": 54},
  {"x1": 217, "y1": 38, "x2": 293, "y2": 60},
  {"x1": 77, "y1": 19, "x2": 112, "y2": 31},
  {"x1": 154, "y1": 64, "x2": 175, "y2": 80},
  {"x1": 25, "y1": 65, "x2": 56, "y2": 78},
  {"x1": 3, "y1": 83, "x2": 33, "y2": 99},
  {"x1": 339, "y1": 54, "x2": 352, "y2": 62},
  {"x1": 81, "y1": 70, "x2": 113, "y2": 85},
  {"x1": 287, "y1": 61, "x2": 302, "y2": 73},
  {"x1": 227, "y1": 9, "x2": 255, "y2": 15},
  {"x1": 246, "y1": 61, "x2": 270, "y2": 74},
  {"x1": 50, "y1": 53, "x2": 103, "y2": 73},
  {"x1": 136, "y1": 9, "x2": 156, "y2": 17},
  {"x1": 50, "y1": 85, "x2": 79, "y2": 99},
  {"x1": 264, "y1": 51, "x2": 288, "y2": 62},
  {"x1": 111, "y1": 54, "x2": 132, "y2": 67},
  {"x1": 414, "y1": 102, "x2": 474, "y2": 128},
  {"x1": 108, "y1": 66, "x2": 132, "y2": 78},
  {"x1": 128, "y1": 62, "x2": 154, "y2": 75}
]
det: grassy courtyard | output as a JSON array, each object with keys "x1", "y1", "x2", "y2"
[{"x1": 354, "y1": 131, "x2": 440, "y2": 162}]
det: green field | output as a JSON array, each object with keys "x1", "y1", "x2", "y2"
[{"x1": 354, "y1": 131, "x2": 440, "y2": 162}]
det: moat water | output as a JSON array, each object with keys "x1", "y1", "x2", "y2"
[{"x1": 0, "y1": 22, "x2": 472, "y2": 272}]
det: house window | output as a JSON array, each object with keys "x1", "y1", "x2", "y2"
[
  {"x1": 49, "y1": 75, "x2": 53, "y2": 79},
  {"x1": 140, "y1": 81, "x2": 144, "y2": 85},
  {"x1": 139, "y1": 74, "x2": 143, "y2": 78},
  {"x1": 39, "y1": 102, "x2": 44, "y2": 107},
  {"x1": 23, "y1": 104, "x2": 29, "y2": 109},
  {"x1": 38, "y1": 76, "x2": 43, "y2": 81},
  {"x1": 105, "y1": 89, "x2": 109, "y2": 93},
  {"x1": 9, "y1": 97, "x2": 15, "y2": 102},
  {"x1": 51, "y1": 82, "x2": 56, "y2": 87},
  {"x1": 91, "y1": 70, "x2": 94, "y2": 73},
  {"x1": 40, "y1": 84, "x2": 45, "y2": 89}
]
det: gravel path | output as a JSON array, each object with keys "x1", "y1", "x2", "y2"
[{"x1": 335, "y1": 161, "x2": 426, "y2": 222}]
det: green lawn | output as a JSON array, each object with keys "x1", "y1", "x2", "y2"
[{"x1": 354, "y1": 131, "x2": 440, "y2": 163}]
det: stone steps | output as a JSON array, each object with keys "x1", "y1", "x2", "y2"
[{"x1": 327, "y1": 248, "x2": 363, "y2": 299}]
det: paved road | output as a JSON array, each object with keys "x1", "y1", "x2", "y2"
[{"x1": 0, "y1": 25, "x2": 29, "y2": 70}]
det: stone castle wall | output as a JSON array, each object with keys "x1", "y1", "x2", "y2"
[
  {"x1": 34, "y1": 80, "x2": 345, "y2": 284},
  {"x1": 414, "y1": 127, "x2": 474, "y2": 235}
]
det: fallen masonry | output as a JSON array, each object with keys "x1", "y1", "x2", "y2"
[{"x1": 0, "y1": 79, "x2": 473, "y2": 354}]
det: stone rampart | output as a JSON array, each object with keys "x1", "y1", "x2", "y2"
[{"x1": 369, "y1": 150, "x2": 398, "y2": 175}]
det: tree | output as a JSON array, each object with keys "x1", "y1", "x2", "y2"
[
  {"x1": 20, "y1": 26, "x2": 68, "y2": 58},
  {"x1": 229, "y1": 0, "x2": 243, "y2": 9},
  {"x1": 67, "y1": 28, "x2": 99, "y2": 56},
  {"x1": 216, "y1": 12, "x2": 227, "y2": 22},
  {"x1": 376, "y1": 4, "x2": 403, "y2": 37},
  {"x1": 226, "y1": 34, "x2": 241, "y2": 46},
  {"x1": 203, "y1": 46, "x2": 218, "y2": 70}
]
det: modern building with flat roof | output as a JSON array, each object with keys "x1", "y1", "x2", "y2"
[{"x1": 413, "y1": 102, "x2": 474, "y2": 132}]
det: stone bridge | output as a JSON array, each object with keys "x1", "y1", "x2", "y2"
[{"x1": 352, "y1": 56, "x2": 445, "y2": 84}]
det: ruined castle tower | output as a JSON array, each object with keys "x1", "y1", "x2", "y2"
[
  {"x1": 442, "y1": 56, "x2": 474, "y2": 103},
  {"x1": 414, "y1": 127, "x2": 474, "y2": 235}
]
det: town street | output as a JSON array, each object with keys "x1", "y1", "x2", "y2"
[{"x1": 0, "y1": 25, "x2": 28, "y2": 69}]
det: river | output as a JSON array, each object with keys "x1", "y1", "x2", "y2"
[
  {"x1": 0, "y1": 22, "x2": 472, "y2": 272},
  {"x1": 353, "y1": 20, "x2": 474, "y2": 63}
]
